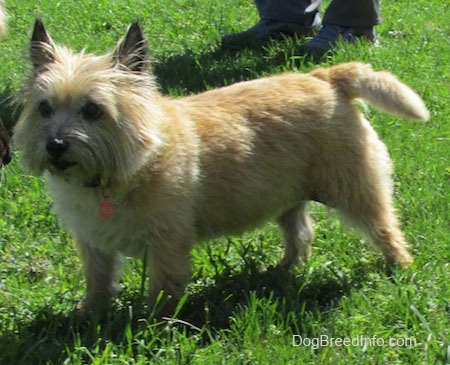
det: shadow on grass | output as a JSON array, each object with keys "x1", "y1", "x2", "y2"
[
  {"x1": 182, "y1": 259, "x2": 378, "y2": 331},
  {"x1": 152, "y1": 42, "x2": 299, "y2": 95},
  {"x1": 0, "y1": 258, "x2": 381, "y2": 365}
]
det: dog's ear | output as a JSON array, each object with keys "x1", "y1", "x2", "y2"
[
  {"x1": 113, "y1": 21, "x2": 149, "y2": 72},
  {"x1": 30, "y1": 17, "x2": 56, "y2": 69}
]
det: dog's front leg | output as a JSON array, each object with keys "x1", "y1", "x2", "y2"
[
  {"x1": 75, "y1": 240, "x2": 123, "y2": 316},
  {"x1": 146, "y1": 238, "x2": 193, "y2": 318}
]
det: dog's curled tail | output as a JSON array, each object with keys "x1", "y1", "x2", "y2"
[{"x1": 311, "y1": 62, "x2": 430, "y2": 121}]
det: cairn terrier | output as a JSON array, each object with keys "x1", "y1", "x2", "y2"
[{"x1": 14, "y1": 19, "x2": 429, "y2": 316}]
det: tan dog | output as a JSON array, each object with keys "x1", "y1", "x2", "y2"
[{"x1": 14, "y1": 19, "x2": 429, "y2": 316}]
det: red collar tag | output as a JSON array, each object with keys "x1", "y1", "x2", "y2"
[{"x1": 98, "y1": 197, "x2": 116, "y2": 219}]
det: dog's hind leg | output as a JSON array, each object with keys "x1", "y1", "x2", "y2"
[
  {"x1": 330, "y1": 151, "x2": 414, "y2": 268},
  {"x1": 342, "y1": 195, "x2": 414, "y2": 268},
  {"x1": 277, "y1": 202, "x2": 314, "y2": 268}
]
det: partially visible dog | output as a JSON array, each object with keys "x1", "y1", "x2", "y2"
[
  {"x1": 0, "y1": 119, "x2": 11, "y2": 168},
  {"x1": 0, "y1": 0, "x2": 6, "y2": 38},
  {"x1": 0, "y1": 1, "x2": 9, "y2": 169},
  {"x1": 14, "y1": 19, "x2": 429, "y2": 316}
]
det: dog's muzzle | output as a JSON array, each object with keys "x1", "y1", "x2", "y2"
[{"x1": 46, "y1": 137, "x2": 76, "y2": 171}]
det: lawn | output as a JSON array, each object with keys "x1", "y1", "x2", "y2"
[{"x1": 0, "y1": 0, "x2": 449, "y2": 364}]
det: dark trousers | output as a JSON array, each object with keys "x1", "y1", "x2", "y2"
[{"x1": 255, "y1": 0, "x2": 380, "y2": 27}]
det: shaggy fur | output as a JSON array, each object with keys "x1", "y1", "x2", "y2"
[{"x1": 14, "y1": 19, "x2": 429, "y2": 316}]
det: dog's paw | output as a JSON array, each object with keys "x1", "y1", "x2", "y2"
[
  {"x1": 385, "y1": 252, "x2": 414, "y2": 277},
  {"x1": 74, "y1": 300, "x2": 111, "y2": 324}
]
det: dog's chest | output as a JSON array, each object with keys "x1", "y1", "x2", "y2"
[{"x1": 47, "y1": 181, "x2": 151, "y2": 256}]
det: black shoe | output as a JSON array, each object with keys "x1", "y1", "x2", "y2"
[
  {"x1": 295, "y1": 24, "x2": 377, "y2": 61},
  {"x1": 221, "y1": 13, "x2": 322, "y2": 50}
]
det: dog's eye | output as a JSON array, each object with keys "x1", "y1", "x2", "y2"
[
  {"x1": 83, "y1": 102, "x2": 103, "y2": 121},
  {"x1": 39, "y1": 101, "x2": 54, "y2": 118}
]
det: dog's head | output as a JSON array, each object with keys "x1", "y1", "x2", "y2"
[{"x1": 14, "y1": 19, "x2": 164, "y2": 189}]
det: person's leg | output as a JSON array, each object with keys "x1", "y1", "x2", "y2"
[
  {"x1": 256, "y1": 0, "x2": 319, "y2": 23},
  {"x1": 222, "y1": 0, "x2": 322, "y2": 49},
  {"x1": 296, "y1": 0, "x2": 379, "y2": 61},
  {"x1": 323, "y1": 0, "x2": 379, "y2": 27}
]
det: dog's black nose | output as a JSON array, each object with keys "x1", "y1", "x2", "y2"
[{"x1": 46, "y1": 138, "x2": 69, "y2": 158}]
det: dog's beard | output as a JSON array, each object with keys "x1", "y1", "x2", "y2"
[
  {"x1": 30, "y1": 138, "x2": 102, "y2": 187},
  {"x1": 19, "y1": 126, "x2": 113, "y2": 188},
  {"x1": 26, "y1": 123, "x2": 156, "y2": 191},
  {"x1": 15, "y1": 99, "x2": 163, "y2": 190},
  {"x1": 46, "y1": 148, "x2": 102, "y2": 188}
]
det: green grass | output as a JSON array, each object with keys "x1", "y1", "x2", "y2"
[{"x1": 0, "y1": 0, "x2": 449, "y2": 364}]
